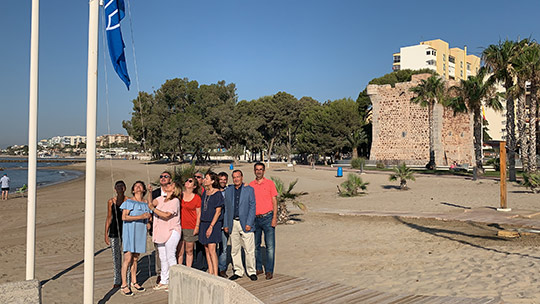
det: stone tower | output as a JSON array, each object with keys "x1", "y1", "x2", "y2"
[{"x1": 367, "y1": 74, "x2": 474, "y2": 166}]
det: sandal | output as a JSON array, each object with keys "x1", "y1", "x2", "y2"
[
  {"x1": 120, "y1": 285, "x2": 133, "y2": 297},
  {"x1": 131, "y1": 282, "x2": 145, "y2": 292},
  {"x1": 153, "y1": 283, "x2": 168, "y2": 290}
]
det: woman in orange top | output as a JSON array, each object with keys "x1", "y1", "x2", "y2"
[{"x1": 177, "y1": 176, "x2": 202, "y2": 266}]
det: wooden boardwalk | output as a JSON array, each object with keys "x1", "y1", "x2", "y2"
[
  {"x1": 235, "y1": 273, "x2": 502, "y2": 304},
  {"x1": 37, "y1": 250, "x2": 502, "y2": 303}
]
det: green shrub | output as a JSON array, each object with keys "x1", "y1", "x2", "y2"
[
  {"x1": 389, "y1": 163, "x2": 415, "y2": 190},
  {"x1": 523, "y1": 171, "x2": 540, "y2": 193},
  {"x1": 486, "y1": 157, "x2": 500, "y2": 171},
  {"x1": 270, "y1": 177, "x2": 308, "y2": 224},
  {"x1": 338, "y1": 173, "x2": 369, "y2": 197},
  {"x1": 376, "y1": 162, "x2": 385, "y2": 169},
  {"x1": 351, "y1": 157, "x2": 366, "y2": 169},
  {"x1": 153, "y1": 165, "x2": 211, "y2": 186}
]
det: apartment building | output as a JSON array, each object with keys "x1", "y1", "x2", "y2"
[
  {"x1": 392, "y1": 39, "x2": 481, "y2": 81},
  {"x1": 96, "y1": 134, "x2": 138, "y2": 147}
]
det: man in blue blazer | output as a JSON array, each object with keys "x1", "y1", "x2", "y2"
[{"x1": 223, "y1": 169, "x2": 258, "y2": 281}]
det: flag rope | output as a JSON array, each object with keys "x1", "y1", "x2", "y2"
[
  {"x1": 125, "y1": 0, "x2": 154, "y2": 282},
  {"x1": 100, "y1": 0, "x2": 154, "y2": 285}
]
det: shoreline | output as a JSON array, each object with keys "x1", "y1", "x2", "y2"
[{"x1": 1, "y1": 166, "x2": 84, "y2": 194}]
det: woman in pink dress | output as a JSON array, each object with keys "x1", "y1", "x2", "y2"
[{"x1": 148, "y1": 181, "x2": 181, "y2": 291}]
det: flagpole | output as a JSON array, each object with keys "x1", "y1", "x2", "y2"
[
  {"x1": 84, "y1": 0, "x2": 99, "y2": 302},
  {"x1": 26, "y1": 0, "x2": 39, "y2": 281}
]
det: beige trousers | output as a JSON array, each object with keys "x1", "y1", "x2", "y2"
[{"x1": 230, "y1": 219, "x2": 256, "y2": 277}]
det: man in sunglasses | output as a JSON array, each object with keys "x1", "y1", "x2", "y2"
[
  {"x1": 194, "y1": 172, "x2": 204, "y2": 194},
  {"x1": 151, "y1": 171, "x2": 172, "y2": 284}
]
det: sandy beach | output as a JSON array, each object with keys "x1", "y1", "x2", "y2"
[{"x1": 1, "y1": 160, "x2": 540, "y2": 303}]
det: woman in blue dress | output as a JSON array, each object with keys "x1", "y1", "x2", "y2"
[
  {"x1": 199, "y1": 171, "x2": 224, "y2": 276},
  {"x1": 119, "y1": 181, "x2": 152, "y2": 296}
]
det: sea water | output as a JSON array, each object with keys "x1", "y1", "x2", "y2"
[{"x1": 0, "y1": 157, "x2": 83, "y2": 192}]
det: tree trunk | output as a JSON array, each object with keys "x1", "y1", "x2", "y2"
[
  {"x1": 517, "y1": 93, "x2": 527, "y2": 170},
  {"x1": 473, "y1": 108, "x2": 484, "y2": 172},
  {"x1": 505, "y1": 81, "x2": 517, "y2": 181},
  {"x1": 287, "y1": 126, "x2": 292, "y2": 163},
  {"x1": 529, "y1": 85, "x2": 538, "y2": 172},
  {"x1": 267, "y1": 137, "x2": 275, "y2": 168},
  {"x1": 400, "y1": 179, "x2": 407, "y2": 190},
  {"x1": 277, "y1": 202, "x2": 289, "y2": 224},
  {"x1": 352, "y1": 147, "x2": 359, "y2": 159},
  {"x1": 427, "y1": 102, "x2": 436, "y2": 169}
]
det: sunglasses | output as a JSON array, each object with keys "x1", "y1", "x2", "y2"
[
  {"x1": 195, "y1": 176, "x2": 203, "y2": 179},
  {"x1": 186, "y1": 179, "x2": 194, "y2": 183},
  {"x1": 160, "y1": 175, "x2": 171, "y2": 179}
]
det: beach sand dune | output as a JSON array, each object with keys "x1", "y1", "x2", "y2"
[{"x1": 1, "y1": 161, "x2": 540, "y2": 303}]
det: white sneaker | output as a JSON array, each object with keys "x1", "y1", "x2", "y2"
[{"x1": 153, "y1": 284, "x2": 168, "y2": 291}]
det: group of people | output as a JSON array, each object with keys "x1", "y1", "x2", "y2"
[{"x1": 104, "y1": 163, "x2": 279, "y2": 296}]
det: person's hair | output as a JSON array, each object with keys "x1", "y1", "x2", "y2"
[
  {"x1": 205, "y1": 171, "x2": 220, "y2": 189},
  {"x1": 254, "y1": 162, "x2": 265, "y2": 170},
  {"x1": 131, "y1": 180, "x2": 147, "y2": 196},
  {"x1": 194, "y1": 171, "x2": 203, "y2": 177},
  {"x1": 190, "y1": 175, "x2": 201, "y2": 195},
  {"x1": 232, "y1": 169, "x2": 243, "y2": 176},
  {"x1": 115, "y1": 180, "x2": 126, "y2": 188},
  {"x1": 169, "y1": 181, "x2": 183, "y2": 201},
  {"x1": 218, "y1": 171, "x2": 228, "y2": 179}
]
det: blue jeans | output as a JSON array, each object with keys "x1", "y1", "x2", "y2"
[
  {"x1": 218, "y1": 230, "x2": 229, "y2": 272},
  {"x1": 254, "y1": 213, "x2": 275, "y2": 273}
]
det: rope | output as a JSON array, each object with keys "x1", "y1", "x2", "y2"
[
  {"x1": 124, "y1": 0, "x2": 153, "y2": 281},
  {"x1": 99, "y1": 0, "x2": 155, "y2": 284},
  {"x1": 98, "y1": 6, "x2": 116, "y2": 197}
]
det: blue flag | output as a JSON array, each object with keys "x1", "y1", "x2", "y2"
[{"x1": 104, "y1": 0, "x2": 130, "y2": 90}]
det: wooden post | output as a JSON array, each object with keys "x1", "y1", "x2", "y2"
[{"x1": 499, "y1": 141, "x2": 510, "y2": 211}]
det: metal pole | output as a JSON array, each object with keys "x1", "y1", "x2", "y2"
[
  {"x1": 83, "y1": 0, "x2": 99, "y2": 302},
  {"x1": 26, "y1": 0, "x2": 40, "y2": 281},
  {"x1": 498, "y1": 141, "x2": 509, "y2": 211}
]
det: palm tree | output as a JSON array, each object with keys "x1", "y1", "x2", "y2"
[
  {"x1": 337, "y1": 173, "x2": 369, "y2": 197},
  {"x1": 347, "y1": 129, "x2": 368, "y2": 159},
  {"x1": 510, "y1": 41, "x2": 540, "y2": 173},
  {"x1": 410, "y1": 75, "x2": 446, "y2": 169},
  {"x1": 389, "y1": 163, "x2": 416, "y2": 190},
  {"x1": 483, "y1": 39, "x2": 521, "y2": 181},
  {"x1": 448, "y1": 68, "x2": 503, "y2": 173},
  {"x1": 270, "y1": 177, "x2": 307, "y2": 224}
]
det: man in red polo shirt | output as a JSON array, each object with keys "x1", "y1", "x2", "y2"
[{"x1": 249, "y1": 162, "x2": 278, "y2": 280}]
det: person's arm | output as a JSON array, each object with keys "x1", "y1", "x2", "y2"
[
  {"x1": 122, "y1": 209, "x2": 151, "y2": 221},
  {"x1": 271, "y1": 196, "x2": 278, "y2": 227},
  {"x1": 193, "y1": 207, "x2": 201, "y2": 235},
  {"x1": 104, "y1": 198, "x2": 113, "y2": 245},
  {"x1": 245, "y1": 188, "x2": 256, "y2": 232},
  {"x1": 148, "y1": 200, "x2": 175, "y2": 220},
  {"x1": 223, "y1": 189, "x2": 230, "y2": 233},
  {"x1": 206, "y1": 206, "x2": 222, "y2": 238}
]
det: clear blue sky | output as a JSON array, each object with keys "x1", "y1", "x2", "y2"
[{"x1": 0, "y1": 0, "x2": 537, "y2": 148}]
